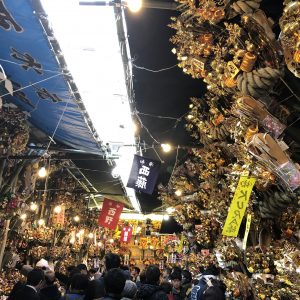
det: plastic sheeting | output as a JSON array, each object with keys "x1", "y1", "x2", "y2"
[{"x1": 0, "y1": 0, "x2": 102, "y2": 153}]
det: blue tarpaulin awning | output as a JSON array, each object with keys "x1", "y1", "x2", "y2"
[{"x1": 0, "y1": 0, "x2": 102, "y2": 153}]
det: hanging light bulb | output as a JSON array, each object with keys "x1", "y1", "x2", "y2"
[
  {"x1": 54, "y1": 205, "x2": 62, "y2": 214},
  {"x1": 30, "y1": 203, "x2": 38, "y2": 211},
  {"x1": 109, "y1": 238, "x2": 114, "y2": 243},
  {"x1": 175, "y1": 189, "x2": 182, "y2": 197},
  {"x1": 38, "y1": 166, "x2": 47, "y2": 178},
  {"x1": 79, "y1": 229, "x2": 85, "y2": 235},
  {"x1": 163, "y1": 215, "x2": 170, "y2": 221},
  {"x1": 127, "y1": 0, "x2": 143, "y2": 13},
  {"x1": 74, "y1": 215, "x2": 80, "y2": 222},
  {"x1": 76, "y1": 232, "x2": 81, "y2": 238},
  {"x1": 161, "y1": 143, "x2": 172, "y2": 153},
  {"x1": 20, "y1": 213, "x2": 27, "y2": 220},
  {"x1": 38, "y1": 219, "x2": 45, "y2": 226},
  {"x1": 70, "y1": 237, "x2": 75, "y2": 244},
  {"x1": 88, "y1": 233, "x2": 94, "y2": 239}
]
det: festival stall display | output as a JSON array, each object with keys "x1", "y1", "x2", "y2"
[{"x1": 158, "y1": 0, "x2": 300, "y2": 299}]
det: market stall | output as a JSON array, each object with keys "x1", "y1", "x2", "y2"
[{"x1": 158, "y1": 0, "x2": 300, "y2": 298}]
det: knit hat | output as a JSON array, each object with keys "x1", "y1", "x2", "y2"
[
  {"x1": 36, "y1": 259, "x2": 49, "y2": 269},
  {"x1": 122, "y1": 280, "x2": 137, "y2": 298}
]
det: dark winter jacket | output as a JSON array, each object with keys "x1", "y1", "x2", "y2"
[
  {"x1": 136, "y1": 283, "x2": 168, "y2": 300},
  {"x1": 172, "y1": 288, "x2": 184, "y2": 300},
  {"x1": 39, "y1": 285, "x2": 61, "y2": 300},
  {"x1": 84, "y1": 278, "x2": 105, "y2": 300},
  {"x1": 181, "y1": 282, "x2": 192, "y2": 300},
  {"x1": 189, "y1": 276, "x2": 226, "y2": 300},
  {"x1": 62, "y1": 293, "x2": 85, "y2": 300},
  {"x1": 102, "y1": 293, "x2": 122, "y2": 300}
]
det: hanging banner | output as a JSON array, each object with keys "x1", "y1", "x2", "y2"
[
  {"x1": 222, "y1": 174, "x2": 256, "y2": 237},
  {"x1": 120, "y1": 226, "x2": 133, "y2": 243},
  {"x1": 242, "y1": 214, "x2": 252, "y2": 250},
  {"x1": 127, "y1": 155, "x2": 161, "y2": 195},
  {"x1": 0, "y1": 0, "x2": 101, "y2": 153},
  {"x1": 98, "y1": 198, "x2": 124, "y2": 230}
]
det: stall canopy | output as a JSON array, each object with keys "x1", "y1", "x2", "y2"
[{"x1": 0, "y1": 0, "x2": 102, "y2": 153}]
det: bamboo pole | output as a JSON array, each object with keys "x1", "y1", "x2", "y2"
[{"x1": 0, "y1": 219, "x2": 10, "y2": 269}]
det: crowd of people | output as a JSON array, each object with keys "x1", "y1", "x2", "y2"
[{"x1": 6, "y1": 253, "x2": 226, "y2": 300}]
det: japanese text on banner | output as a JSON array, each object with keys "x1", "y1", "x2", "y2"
[
  {"x1": 98, "y1": 198, "x2": 124, "y2": 230},
  {"x1": 222, "y1": 175, "x2": 256, "y2": 237}
]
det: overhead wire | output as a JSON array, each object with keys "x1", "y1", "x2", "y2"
[
  {"x1": 132, "y1": 63, "x2": 178, "y2": 73},
  {"x1": 0, "y1": 57, "x2": 71, "y2": 76}
]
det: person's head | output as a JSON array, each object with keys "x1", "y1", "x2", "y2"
[
  {"x1": 139, "y1": 270, "x2": 147, "y2": 284},
  {"x1": 170, "y1": 272, "x2": 182, "y2": 290},
  {"x1": 105, "y1": 253, "x2": 121, "y2": 271},
  {"x1": 36, "y1": 259, "x2": 49, "y2": 271},
  {"x1": 163, "y1": 267, "x2": 172, "y2": 279},
  {"x1": 182, "y1": 270, "x2": 192, "y2": 285},
  {"x1": 77, "y1": 264, "x2": 88, "y2": 275},
  {"x1": 104, "y1": 268, "x2": 126, "y2": 295},
  {"x1": 131, "y1": 266, "x2": 140, "y2": 277},
  {"x1": 44, "y1": 270, "x2": 56, "y2": 286},
  {"x1": 67, "y1": 265, "x2": 76, "y2": 275},
  {"x1": 172, "y1": 266, "x2": 182, "y2": 273},
  {"x1": 122, "y1": 280, "x2": 137, "y2": 299},
  {"x1": 27, "y1": 269, "x2": 45, "y2": 289},
  {"x1": 202, "y1": 265, "x2": 220, "y2": 276},
  {"x1": 160, "y1": 282, "x2": 172, "y2": 294},
  {"x1": 146, "y1": 265, "x2": 161, "y2": 285},
  {"x1": 70, "y1": 274, "x2": 89, "y2": 293}
]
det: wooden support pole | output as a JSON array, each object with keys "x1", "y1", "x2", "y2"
[{"x1": 0, "y1": 219, "x2": 10, "y2": 269}]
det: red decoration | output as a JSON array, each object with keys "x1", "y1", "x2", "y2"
[
  {"x1": 98, "y1": 198, "x2": 124, "y2": 230},
  {"x1": 120, "y1": 226, "x2": 133, "y2": 243}
]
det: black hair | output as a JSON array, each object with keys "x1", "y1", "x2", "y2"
[
  {"x1": 105, "y1": 253, "x2": 121, "y2": 271},
  {"x1": 170, "y1": 271, "x2": 182, "y2": 281},
  {"x1": 77, "y1": 264, "x2": 88, "y2": 271},
  {"x1": 89, "y1": 268, "x2": 97, "y2": 274},
  {"x1": 70, "y1": 274, "x2": 89, "y2": 292},
  {"x1": 70, "y1": 268, "x2": 81, "y2": 279},
  {"x1": 145, "y1": 265, "x2": 160, "y2": 284},
  {"x1": 120, "y1": 265, "x2": 130, "y2": 271},
  {"x1": 160, "y1": 282, "x2": 172, "y2": 294},
  {"x1": 182, "y1": 270, "x2": 192, "y2": 284},
  {"x1": 202, "y1": 265, "x2": 220, "y2": 276},
  {"x1": 139, "y1": 270, "x2": 147, "y2": 284},
  {"x1": 133, "y1": 266, "x2": 140, "y2": 274},
  {"x1": 27, "y1": 269, "x2": 45, "y2": 286},
  {"x1": 164, "y1": 267, "x2": 172, "y2": 275},
  {"x1": 172, "y1": 266, "x2": 182, "y2": 274},
  {"x1": 67, "y1": 266, "x2": 76, "y2": 273},
  {"x1": 104, "y1": 268, "x2": 126, "y2": 294}
]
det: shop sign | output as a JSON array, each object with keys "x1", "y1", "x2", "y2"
[
  {"x1": 120, "y1": 226, "x2": 133, "y2": 243},
  {"x1": 98, "y1": 198, "x2": 124, "y2": 230},
  {"x1": 127, "y1": 155, "x2": 161, "y2": 195},
  {"x1": 222, "y1": 174, "x2": 256, "y2": 237}
]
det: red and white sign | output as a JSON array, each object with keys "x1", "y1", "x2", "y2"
[
  {"x1": 98, "y1": 198, "x2": 124, "y2": 230},
  {"x1": 120, "y1": 226, "x2": 133, "y2": 243}
]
